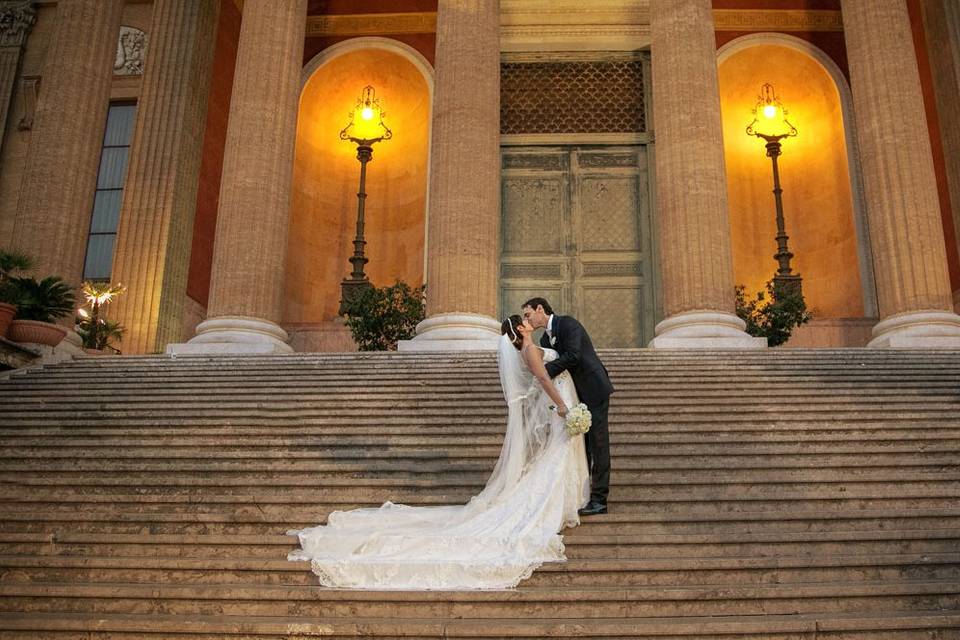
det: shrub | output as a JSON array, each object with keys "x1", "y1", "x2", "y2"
[
  {"x1": 735, "y1": 279, "x2": 812, "y2": 347},
  {"x1": 341, "y1": 280, "x2": 426, "y2": 351}
]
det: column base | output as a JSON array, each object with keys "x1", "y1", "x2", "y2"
[
  {"x1": 166, "y1": 316, "x2": 293, "y2": 355},
  {"x1": 648, "y1": 311, "x2": 767, "y2": 349},
  {"x1": 398, "y1": 313, "x2": 501, "y2": 351},
  {"x1": 868, "y1": 310, "x2": 960, "y2": 348}
]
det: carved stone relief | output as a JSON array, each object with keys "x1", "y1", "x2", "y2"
[{"x1": 114, "y1": 25, "x2": 147, "y2": 76}]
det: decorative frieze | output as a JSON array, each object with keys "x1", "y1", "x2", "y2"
[
  {"x1": 305, "y1": 12, "x2": 435, "y2": 37},
  {"x1": 577, "y1": 152, "x2": 638, "y2": 168},
  {"x1": 712, "y1": 9, "x2": 843, "y2": 32},
  {"x1": 114, "y1": 25, "x2": 147, "y2": 76}
]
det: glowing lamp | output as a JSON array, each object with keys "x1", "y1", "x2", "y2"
[
  {"x1": 746, "y1": 82, "x2": 797, "y2": 139},
  {"x1": 340, "y1": 85, "x2": 392, "y2": 145}
]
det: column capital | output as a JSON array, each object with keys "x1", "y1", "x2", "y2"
[{"x1": 0, "y1": 1, "x2": 36, "y2": 49}]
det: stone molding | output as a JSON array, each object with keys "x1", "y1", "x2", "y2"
[
  {"x1": 398, "y1": 313, "x2": 501, "y2": 351},
  {"x1": 648, "y1": 311, "x2": 767, "y2": 349},
  {"x1": 169, "y1": 316, "x2": 294, "y2": 354},
  {"x1": 0, "y1": 0, "x2": 35, "y2": 48},
  {"x1": 868, "y1": 310, "x2": 960, "y2": 348}
]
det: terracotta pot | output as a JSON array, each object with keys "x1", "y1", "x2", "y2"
[
  {"x1": 83, "y1": 347, "x2": 110, "y2": 356},
  {"x1": 0, "y1": 302, "x2": 15, "y2": 338},
  {"x1": 7, "y1": 319, "x2": 68, "y2": 347}
]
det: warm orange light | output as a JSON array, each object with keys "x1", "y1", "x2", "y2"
[
  {"x1": 341, "y1": 85, "x2": 393, "y2": 144},
  {"x1": 746, "y1": 83, "x2": 797, "y2": 139}
]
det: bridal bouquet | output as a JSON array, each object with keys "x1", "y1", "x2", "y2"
[{"x1": 564, "y1": 403, "x2": 592, "y2": 437}]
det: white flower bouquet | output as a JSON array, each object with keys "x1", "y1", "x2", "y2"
[{"x1": 564, "y1": 403, "x2": 592, "y2": 437}]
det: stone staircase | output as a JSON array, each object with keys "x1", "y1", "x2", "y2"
[{"x1": 0, "y1": 349, "x2": 958, "y2": 638}]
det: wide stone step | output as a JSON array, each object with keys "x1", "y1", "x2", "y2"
[
  {"x1": 0, "y1": 576, "x2": 957, "y2": 617},
  {"x1": 4, "y1": 507, "x2": 957, "y2": 536},
  {"x1": 1, "y1": 529, "x2": 957, "y2": 560},
  {"x1": 0, "y1": 610, "x2": 958, "y2": 639}
]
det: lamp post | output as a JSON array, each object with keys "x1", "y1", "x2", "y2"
[
  {"x1": 338, "y1": 85, "x2": 392, "y2": 315},
  {"x1": 746, "y1": 83, "x2": 801, "y2": 293}
]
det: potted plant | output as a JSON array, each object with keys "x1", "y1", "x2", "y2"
[
  {"x1": 0, "y1": 250, "x2": 33, "y2": 338},
  {"x1": 75, "y1": 281, "x2": 125, "y2": 354},
  {"x1": 7, "y1": 275, "x2": 76, "y2": 347},
  {"x1": 340, "y1": 280, "x2": 426, "y2": 351}
]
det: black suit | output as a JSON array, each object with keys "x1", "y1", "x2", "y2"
[{"x1": 541, "y1": 315, "x2": 614, "y2": 504}]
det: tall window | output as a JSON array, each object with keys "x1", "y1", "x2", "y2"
[{"x1": 83, "y1": 102, "x2": 136, "y2": 281}]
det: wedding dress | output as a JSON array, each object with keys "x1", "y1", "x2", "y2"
[{"x1": 287, "y1": 335, "x2": 590, "y2": 590}]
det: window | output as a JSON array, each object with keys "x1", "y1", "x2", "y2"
[{"x1": 83, "y1": 102, "x2": 136, "y2": 281}]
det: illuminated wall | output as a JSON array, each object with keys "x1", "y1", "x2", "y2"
[
  {"x1": 719, "y1": 44, "x2": 864, "y2": 318},
  {"x1": 285, "y1": 47, "x2": 430, "y2": 349}
]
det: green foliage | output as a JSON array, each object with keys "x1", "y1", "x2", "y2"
[
  {"x1": 0, "y1": 250, "x2": 34, "y2": 305},
  {"x1": 75, "y1": 281, "x2": 126, "y2": 351},
  {"x1": 10, "y1": 276, "x2": 76, "y2": 323},
  {"x1": 341, "y1": 280, "x2": 426, "y2": 351},
  {"x1": 735, "y1": 279, "x2": 812, "y2": 347}
]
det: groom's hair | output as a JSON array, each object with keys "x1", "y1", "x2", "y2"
[{"x1": 522, "y1": 297, "x2": 553, "y2": 315}]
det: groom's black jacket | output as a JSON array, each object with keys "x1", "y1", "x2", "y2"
[{"x1": 540, "y1": 315, "x2": 614, "y2": 406}]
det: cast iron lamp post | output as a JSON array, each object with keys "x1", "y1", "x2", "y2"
[
  {"x1": 338, "y1": 85, "x2": 393, "y2": 314},
  {"x1": 746, "y1": 82, "x2": 801, "y2": 292}
]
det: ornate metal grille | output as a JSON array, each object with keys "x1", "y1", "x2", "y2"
[{"x1": 500, "y1": 59, "x2": 646, "y2": 135}]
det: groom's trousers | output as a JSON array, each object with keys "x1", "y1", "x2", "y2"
[{"x1": 584, "y1": 398, "x2": 610, "y2": 504}]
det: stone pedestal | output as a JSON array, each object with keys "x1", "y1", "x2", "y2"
[
  {"x1": 842, "y1": 0, "x2": 960, "y2": 348},
  {"x1": 647, "y1": 0, "x2": 765, "y2": 349},
  {"x1": 10, "y1": 0, "x2": 124, "y2": 286},
  {"x1": 401, "y1": 0, "x2": 501, "y2": 351},
  {"x1": 168, "y1": 0, "x2": 307, "y2": 355},
  {"x1": 111, "y1": 0, "x2": 219, "y2": 355}
]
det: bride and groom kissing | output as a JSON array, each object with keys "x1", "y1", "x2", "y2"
[{"x1": 288, "y1": 297, "x2": 614, "y2": 590}]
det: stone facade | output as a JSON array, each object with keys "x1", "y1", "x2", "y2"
[{"x1": 0, "y1": 0, "x2": 958, "y2": 353}]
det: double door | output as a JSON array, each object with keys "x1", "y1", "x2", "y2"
[{"x1": 499, "y1": 146, "x2": 656, "y2": 348}]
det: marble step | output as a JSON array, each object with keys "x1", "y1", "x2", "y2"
[
  {"x1": 0, "y1": 610, "x2": 957, "y2": 639},
  {"x1": 0, "y1": 576, "x2": 957, "y2": 617}
]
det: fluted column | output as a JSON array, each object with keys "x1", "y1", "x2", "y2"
[
  {"x1": 0, "y1": 1, "x2": 36, "y2": 155},
  {"x1": 10, "y1": 0, "x2": 123, "y2": 286},
  {"x1": 399, "y1": 0, "x2": 501, "y2": 351},
  {"x1": 169, "y1": 0, "x2": 306, "y2": 354},
  {"x1": 111, "y1": 0, "x2": 219, "y2": 355},
  {"x1": 648, "y1": 0, "x2": 764, "y2": 348},
  {"x1": 842, "y1": 0, "x2": 960, "y2": 347}
]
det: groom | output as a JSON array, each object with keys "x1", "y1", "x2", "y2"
[{"x1": 522, "y1": 297, "x2": 614, "y2": 516}]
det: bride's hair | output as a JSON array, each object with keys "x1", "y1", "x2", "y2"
[{"x1": 500, "y1": 314, "x2": 524, "y2": 351}]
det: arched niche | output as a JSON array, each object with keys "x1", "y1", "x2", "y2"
[
  {"x1": 717, "y1": 33, "x2": 877, "y2": 321},
  {"x1": 284, "y1": 39, "x2": 433, "y2": 351}
]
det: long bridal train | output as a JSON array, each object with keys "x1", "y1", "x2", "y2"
[{"x1": 287, "y1": 336, "x2": 589, "y2": 590}]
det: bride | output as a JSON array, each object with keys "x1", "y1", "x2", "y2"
[{"x1": 287, "y1": 315, "x2": 590, "y2": 590}]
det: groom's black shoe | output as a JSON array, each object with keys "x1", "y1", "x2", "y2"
[{"x1": 578, "y1": 501, "x2": 607, "y2": 516}]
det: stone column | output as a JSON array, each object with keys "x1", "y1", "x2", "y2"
[
  {"x1": 842, "y1": 0, "x2": 960, "y2": 347},
  {"x1": 10, "y1": 0, "x2": 124, "y2": 286},
  {"x1": 110, "y1": 0, "x2": 219, "y2": 355},
  {"x1": 0, "y1": 1, "x2": 36, "y2": 155},
  {"x1": 168, "y1": 0, "x2": 306, "y2": 354},
  {"x1": 399, "y1": 0, "x2": 502, "y2": 351},
  {"x1": 647, "y1": 0, "x2": 764, "y2": 348}
]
